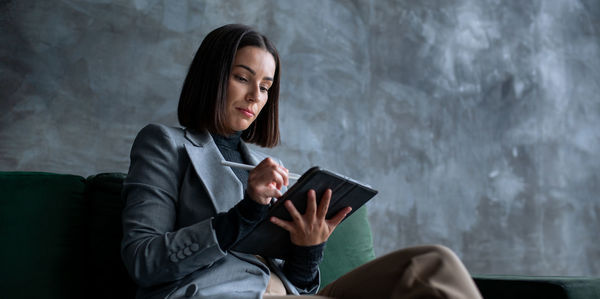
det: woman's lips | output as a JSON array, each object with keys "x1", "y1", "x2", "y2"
[{"x1": 236, "y1": 108, "x2": 254, "y2": 118}]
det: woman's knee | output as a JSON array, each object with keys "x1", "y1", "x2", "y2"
[
  {"x1": 426, "y1": 244, "x2": 456, "y2": 256},
  {"x1": 423, "y1": 244, "x2": 459, "y2": 258},
  {"x1": 415, "y1": 244, "x2": 463, "y2": 268},
  {"x1": 371, "y1": 245, "x2": 463, "y2": 273}
]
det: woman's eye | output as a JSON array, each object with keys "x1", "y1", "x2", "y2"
[
  {"x1": 234, "y1": 75, "x2": 248, "y2": 82},
  {"x1": 260, "y1": 86, "x2": 269, "y2": 92}
]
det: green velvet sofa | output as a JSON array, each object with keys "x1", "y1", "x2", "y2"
[{"x1": 1, "y1": 171, "x2": 599, "y2": 298}]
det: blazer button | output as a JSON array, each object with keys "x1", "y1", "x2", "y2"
[
  {"x1": 190, "y1": 243, "x2": 200, "y2": 251},
  {"x1": 184, "y1": 247, "x2": 193, "y2": 256},
  {"x1": 185, "y1": 284, "x2": 198, "y2": 297},
  {"x1": 177, "y1": 251, "x2": 186, "y2": 259},
  {"x1": 169, "y1": 254, "x2": 178, "y2": 263}
]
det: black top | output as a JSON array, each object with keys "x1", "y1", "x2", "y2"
[
  {"x1": 211, "y1": 132, "x2": 249, "y2": 189},
  {"x1": 210, "y1": 132, "x2": 324, "y2": 289}
]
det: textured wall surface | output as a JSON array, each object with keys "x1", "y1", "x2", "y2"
[{"x1": 2, "y1": 0, "x2": 599, "y2": 276}]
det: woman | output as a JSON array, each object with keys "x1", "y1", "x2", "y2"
[{"x1": 121, "y1": 24, "x2": 482, "y2": 299}]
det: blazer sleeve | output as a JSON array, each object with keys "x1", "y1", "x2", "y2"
[{"x1": 120, "y1": 124, "x2": 226, "y2": 287}]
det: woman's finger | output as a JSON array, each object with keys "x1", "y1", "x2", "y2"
[
  {"x1": 316, "y1": 189, "x2": 332, "y2": 220},
  {"x1": 327, "y1": 206, "x2": 352, "y2": 228},
  {"x1": 251, "y1": 159, "x2": 285, "y2": 188},
  {"x1": 305, "y1": 189, "x2": 317, "y2": 218},
  {"x1": 266, "y1": 184, "x2": 282, "y2": 199},
  {"x1": 270, "y1": 168, "x2": 285, "y2": 190},
  {"x1": 284, "y1": 199, "x2": 304, "y2": 223},
  {"x1": 270, "y1": 216, "x2": 295, "y2": 232},
  {"x1": 257, "y1": 158, "x2": 289, "y2": 189},
  {"x1": 259, "y1": 158, "x2": 288, "y2": 189},
  {"x1": 279, "y1": 166, "x2": 289, "y2": 187}
]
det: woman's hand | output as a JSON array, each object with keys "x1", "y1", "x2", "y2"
[
  {"x1": 270, "y1": 189, "x2": 352, "y2": 246},
  {"x1": 247, "y1": 158, "x2": 289, "y2": 205}
]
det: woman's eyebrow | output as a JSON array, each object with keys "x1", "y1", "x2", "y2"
[{"x1": 234, "y1": 64, "x2": 273, "y2": 81}]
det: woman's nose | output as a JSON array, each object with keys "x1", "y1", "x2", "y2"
[{"x1": 246, "y1": 84, "x2": 260, "y2": 102}]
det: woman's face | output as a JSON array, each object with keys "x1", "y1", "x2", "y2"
[{"x1": 223, "y1": 46, "x2": 276, "y2": 134}]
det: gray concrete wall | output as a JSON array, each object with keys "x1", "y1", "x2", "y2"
[{"x1": 2, "y1": 0, "x2": 599, "y2": 276}]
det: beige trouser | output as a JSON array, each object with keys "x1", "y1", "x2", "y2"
[{"x1": 266, "y1": 245, "x2": 482, "y2": 299}]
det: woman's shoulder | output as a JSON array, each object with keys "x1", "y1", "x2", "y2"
[
  {"x1": 136, "y1": 123, "x2": 184, "y2": 138},
  {"x1": 130, "y1": 123, "x2": 191, "y2": 154},
  {"x1": 134, "y1": 123, "x2": 192, "y2": 145}
]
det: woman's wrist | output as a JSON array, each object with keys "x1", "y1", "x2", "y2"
[
  {"x1": 283, "y1": 242, "x2": 325, "y2": 288},
  {"x1": 290, "y1": 242, "x2": 326, "y2": 262},
  {"x1": 239, "y1": 191, "x2": 270, "y2": 220},
  {"x1": 212, "y1": 195, "x2": 269, "y2": 251}
]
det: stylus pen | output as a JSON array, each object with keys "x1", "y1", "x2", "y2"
[{"x1": 220, "y1": 160, "x2": 301, "y2": 180}]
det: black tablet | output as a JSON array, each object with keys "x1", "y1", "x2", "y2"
[{"x1": 232, "y1": 166, "x2": 378, "y2": 258}]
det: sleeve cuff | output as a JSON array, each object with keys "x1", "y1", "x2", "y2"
[
  {"x1": 238, "y1": 191, "x2": 269, "y2": 221},
  {"x1": 282, "y1": 242, "x2": 326, "y2": 289}
]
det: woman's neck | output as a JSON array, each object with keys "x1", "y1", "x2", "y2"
[{"x1": 211, "y1": 131, "x2": 242, "y2": 151}]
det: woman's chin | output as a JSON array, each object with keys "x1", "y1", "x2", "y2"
[{"x1": 228, "y1": 122, "x2": 252, "y2": 133}]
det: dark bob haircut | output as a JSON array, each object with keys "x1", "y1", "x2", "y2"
[{"x1": 177, "y1": 24, "x2": 281, "y2": 147}]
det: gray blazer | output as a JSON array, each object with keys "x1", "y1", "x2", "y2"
[{"x1": 121, "y1": 124, "x2": 319, "y2": 299}]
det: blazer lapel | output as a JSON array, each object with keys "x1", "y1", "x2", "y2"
[{"x1": 183, "y1": 129, "x2": 243, "y2": 213}]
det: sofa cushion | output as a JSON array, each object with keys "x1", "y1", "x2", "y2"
[
  {"x1": 0, "y1": 172, "x2": 87, "y2": 299},
  {"x1": 85, "y1": 172, "x2": 136, "y2": 299},
  {"x1": 474, "y1": 274, "x2": 600, "y2": 299},
  {"x1": 319, "y1": 206, "x2": 376, "y2": 287}
]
